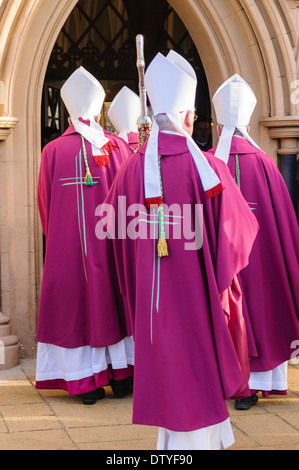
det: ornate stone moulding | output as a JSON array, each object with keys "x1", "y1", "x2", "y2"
[
  {"x1": 0, "y1": 116, "x2": 19, "y2": 141},
  {"x1": 261, "y1": 117, "x2": 299, "y2": 154}
]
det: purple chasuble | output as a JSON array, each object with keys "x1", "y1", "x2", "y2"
[
  {"x1": 102, "y1": 132, "x2": 259, "y2": 432},
  {"x1": 127, "y1": 132, "x2": 140, "y2": 151},
  {"x1": 118, "y1": 132, "x2": 140, "y2": 152},
  {"x1": 208, "y1": 137, "x2": 299, "y2": 372},
  {"x1": 37, "y1": 124, "x2": 133, "y2": 348}
]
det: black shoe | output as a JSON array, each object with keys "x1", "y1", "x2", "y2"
[
  {"x1": 78, "y1": 387, "x2": 106, "y2": 405},
  {"x1": 234, "y1": 394, "x2": 259, "y2": 411},
  {"x1": 110, "y1": 377, "x2": 133, "y2": 398}
]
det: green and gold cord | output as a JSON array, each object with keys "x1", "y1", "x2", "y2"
[
  {"x1": 235, "y1": 154, "x2": 241, "y2": 189},
  {"x1": 157, "y1": 156, "x2": 168, "y2": 258},
  {"x1": 81, "y1": 135, "x2": 94, "y2": 186}
]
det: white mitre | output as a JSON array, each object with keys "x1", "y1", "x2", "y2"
[
  {"x1": 61, "y1": 66, "x2": 109, "y2": 154},
  {"x1": 144, "y1": 50, "x2": 222, "y2": 206},
  {"x1": 108, "y1": 86, "x2": 140, "y2": 142},
  {"x1": 212, "y1": 74, "x2": 262, "y2": 164}
]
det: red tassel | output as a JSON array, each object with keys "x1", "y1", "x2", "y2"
[
  {"x1": 93, "y1": 154, "x2": 110, "y2": 167},
  {"x1": 205, "y1": 183, "x2": 225, "y2": 199},
  {"x1": 93, "y1": 140, "x2": 119, "y2": 168},
  {"x1": 145, "y1": 197, "x2": 163, "y2": 209},
  {"x1": 101, "y1": 141, "x2": 119, "y2": 154}
]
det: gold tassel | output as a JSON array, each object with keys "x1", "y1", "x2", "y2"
[
  {"x1": 157, "y1": 233, "x2": 169, "y2": 258},
  {"x1": 84, "y1": 171, "x2": 94, "y2": 186},
  {"x1": 157, "y1": 156, "x2": 168, "y2": 258}
]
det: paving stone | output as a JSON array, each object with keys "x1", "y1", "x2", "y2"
[
  {"x1": 47, "y1": 392, "x2": 134, "y2": 429},
  {"x1": 0, "y1": 403, "x2": 61, "y2": 432},
  {"x1": 68, "y1": 423, "x2": 158, "y2": 447},
  {"x1": 0, "y1": 429, "x2": 76, "y2": 450},
  {"x1": 276, "y1": 411, "x2": 299, "y2": 431},
  {"x1": 78, "y1": 438, "x2": 158, "y2": 451},
  {"x1": 0, "y1": 415, "x2": 7, "y2": 434},
  {"x1": 231, "y1": 413, "x2": 299, "y2": 448},
  {"x1": 0, "y1": 360, "x2": 298, "y2": 450}
]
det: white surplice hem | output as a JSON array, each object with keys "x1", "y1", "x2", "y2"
[
  {"x1": 157, "y1": 417, "x2": 235, "y2": 451},
  {"x1": 248, "y1": 362, "x2": 288, "y2": 392},
  {"x1": 36, "y1": 336, "x2": 135, "y2": 382}
]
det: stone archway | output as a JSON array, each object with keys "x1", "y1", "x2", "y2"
[{"x1": 0, "y1": 0, "x2": 298, "y2": 360}]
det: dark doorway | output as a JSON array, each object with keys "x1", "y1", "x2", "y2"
[{"x1": 42, "y1": 0, "x2": 212, "y2": 149}]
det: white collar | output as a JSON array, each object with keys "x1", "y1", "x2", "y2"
[
  {"x1": 144, "y1": 112, "x2": 223, "y2": 206},
  {"x1": 71, "y1": 118, "x2": 110, "y2": 156},
  {"x1": 215, "y1": 125, "x2": 263, "y2": 164}
]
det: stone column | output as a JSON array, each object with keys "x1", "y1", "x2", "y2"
[{"x1": 0, "y1": 116, "x2": 20, "y2": 370}]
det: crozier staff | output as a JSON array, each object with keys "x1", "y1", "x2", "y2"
[{"x1": 136, "y1": 34, "x2": 152, "y2": 146}]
